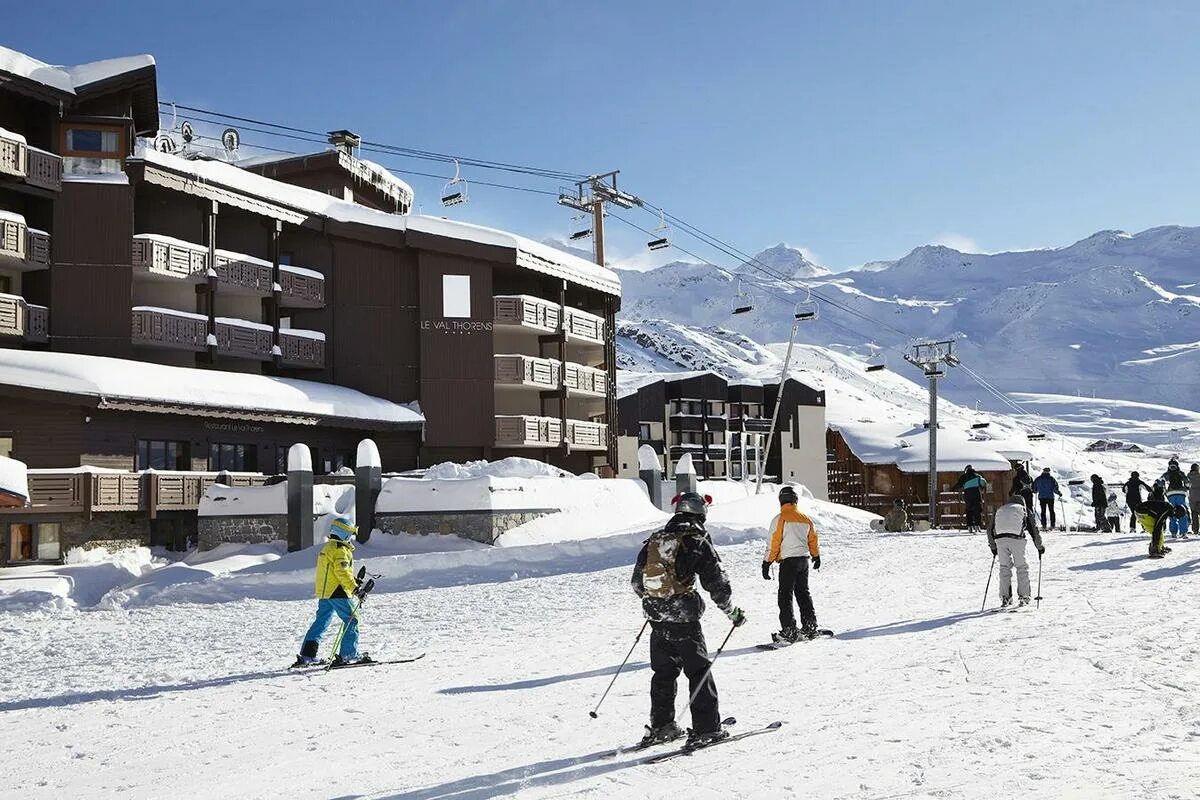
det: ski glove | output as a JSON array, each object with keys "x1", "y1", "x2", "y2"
[
  {"x1": 811, "y1": 555, "x2": 821, "y2": 571},
  {"x1": 761, "y1": 562, "x2": 772, "y2": 580},
  {"x1": 1037, "y1": 546, "x2": 1045, "y2": 556},
  {"x1": 725, "y1": 606, "x2": 747, "y2": 627}
]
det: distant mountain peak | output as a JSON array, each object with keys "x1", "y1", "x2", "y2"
[{"x1": 740, "y1": 243, "x2": 831, "y2": 279}]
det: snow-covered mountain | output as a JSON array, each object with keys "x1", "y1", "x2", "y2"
[{"x1": 615, "y1": 227, "x2": 1200, "y2": 410}]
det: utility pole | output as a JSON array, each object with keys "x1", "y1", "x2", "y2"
[
  {"x1": 558, "y1": 173, "x2": 639, "y2": 473},
  {"x1": 904, "y1": 340, "x2": 959, "y2": 527}
]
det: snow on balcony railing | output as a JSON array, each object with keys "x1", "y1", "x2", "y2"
[
  {"x1": 0, "y1": 209, "x2": 28, "y2": 262},
  {"x1": 0, "y1": 127, "x2": 27, "y2": 179},
  {"x1": 25, "y1": 146, "x2": 62, "y2": 191},
  {"x1": 278, "y1": 328, "x2": 326, "y2": 368}
]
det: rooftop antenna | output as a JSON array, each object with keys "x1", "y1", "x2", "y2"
[
  {"x1": 441, "y1": 159, "x2": 468, "y2": 207},
  {"x1": 647, "y1": 208, "x2": 670, "y2": 251}
]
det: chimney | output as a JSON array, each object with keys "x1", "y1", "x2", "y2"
[{"x1": 327, "y1": 129, "x2": 361, "y2": 156}]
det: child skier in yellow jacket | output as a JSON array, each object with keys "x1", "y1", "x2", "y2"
[
  {"x1": 761, "y1": 485, "x2": 822, "y2": 642},
  {"x1": 293, "y1": 517, "x2": 372, "y2": 668}
]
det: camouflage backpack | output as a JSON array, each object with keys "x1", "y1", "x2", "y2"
[{"x1": 641, "y1": 532, "x2": 695, "y2": 599}]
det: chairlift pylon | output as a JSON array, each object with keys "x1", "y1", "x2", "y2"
[
  {"x1": 647, "y1": 209, "x2": 670, "y2": 251},
  {"x1": 441, "y1": 159, "x2": 468, "y2": 207},
  {"x1": 793, "y1": 285, "x2": 819, "y2": 322},
  {"x1": 731, "y1": 279, "x2": 754, "y2": 315}
]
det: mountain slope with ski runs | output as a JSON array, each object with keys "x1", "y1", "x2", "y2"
[{"x1": 594, "y1": 225, "x2": 1200, "y2": 410}]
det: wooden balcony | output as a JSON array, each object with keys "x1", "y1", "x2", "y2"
[
  {"x1": 567, "y1": 420, "x2": 608, "y2": 451},
  {"x1": 0, "y1": 293, "x2": 48, "y2": 343},
  {"x1": 278, "y1": 328, "x2": 326, "y2": 368},
  {"x1": 25, "y1": 147, "x2": 62, "y2": 192},
  {"x1": 26, "y1": 228, "x2": 50, "y2": 269},
  {"x1": 494, "y1": 295, "x2": 562, "y2": 333},
  {"x1": 0, "y1": 128, "x2": 26, "y2": 178},
  {"x1": 213, "y1": 316, "x2": 273, "y2": 360},
  {"x1": 212, "y1": 249, "x2": 273, "y2": 295},
  {"x1": 14, "y1": 471, "x2": 272, "y2": 516},
  {"x1": 562, "y1": 362, "x2": 607, "y2": 396},
  {"x1": 131, "y1": 306, "x2": 208, "y2": 352},
  {"x1": 495, "y1": 415, "x2": 564, "y2": 448},
  {"x1": 0, "y1": 210, "x2": 27, "y2": 265},
  {"x1": 494, "y1": 354, "x2": 559, "y2": 389},
  {"x1": 564, "y1": 307, "x2": 605, "y2": 344},
  {"x1": 280, "y1": 265, "x2": 325, "y2": 308}
]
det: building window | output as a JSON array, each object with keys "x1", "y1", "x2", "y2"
[
  {"x1": 279, "y1": 252, "x2": 293, "y2": 266},
  {"x1": 37, "y1": 523, "x2": 60, "y2": 560},
  {"x1": 61, "y1": 124, "x2": 125, "y2": 177},
  {"x1": 318, "y1": 449, "x2": 354, "y2": 474},
  {"x1": 210, "y1": 443, "x2": 257, "y2": 472},
  {"x1": 0, "y1": 432, "x2": 12, "y2": 460},
  {"x1": 137, "y1": 439, "x2": 189, "y2": 471},
  {"x1": 279, "y1": 316, "x2": 293, "y2": 330},
  {"x1": 638, "y1": 423, "x2": 652, "y2": 442},
  {"x1": 0, "y1": 275, "x2": 11, "y2": 294},
  {"x1": 5, "y1": 522, "x2": 60, "y2": 563},
  {"x1": 8, "y1": 523, "x2": 33, "y2": 562},
  {"x1": 442, "y1": 274, "x2": 471, "y2": 318}
]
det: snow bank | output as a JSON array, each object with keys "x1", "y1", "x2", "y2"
[
  {"x1": 0, "y1": 545, "x2": 160, "y2": 611},
  {"x1": 377, "y1": 473, "x2": 653, "y2": 517},
  {"x1": 422, "y1": 457, "x2": 575, "y2": 481},
  {"x1": 0, "y1": 455, "x2": 29, "y2": 506}
]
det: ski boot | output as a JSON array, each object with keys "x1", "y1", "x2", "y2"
[
  {"x1": 999, "y1": 596, "x2": 1012, "y2": 610},
  {"x1": 1017, "y1": 597, "x2": 1031, "y2": 609},
  {"x1": 686, "y1": 726, "x2": 731, "y2": 749},
  {"x1": 638, "y1": 722, "x2": 684, "y2": 747},
  {"x1": 289, "y1": 655, "x2": 322, "y2": 669},
  {"x1": 773, "y1": 626, "x2": 802, "y2": 644},
  {"x1": 799, "y1": 623, "x2": 820, "y2": 640},
  {"x1": 330, "y1": 653, "x2": 374, "y2": 668}
]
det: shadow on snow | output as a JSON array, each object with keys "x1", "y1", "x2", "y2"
[
  {"x1": 836, "y1": 610, "x2": 989, "y2": 641},
  {"x1": 0, "y1": 668, "x2": 301, "y2": 712}
]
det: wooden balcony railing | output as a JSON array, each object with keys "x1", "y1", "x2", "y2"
[
  {"x1": 563, "y1": 362, "x2": 607, "y2": 395},
  {"x1": 494, "y1": 354, "x2": 559, "y2": 389},
  {"x1": 131, "y1": 234, "x2": 207, "y2": 279},
  {"x1": 0, "y1": 293, "x2": 48, "y2": 342},
  {"x1": 212, "y1": 250, "x2": 273, "y2": 295},
  {"x1": 26, "y1": 228, "x2": 50, "y2": 268},
  {"x1": 0, "y1": 128, "x2": 26, "y2": 178},
  {"x1": 17, "y1": 471, "x2": 273, "y2": 516},
  {"x1": 214, "y1": 316, "x2": 273, "y2": 360},
  {"x1": 567, "y1": 420, "x2": 608, "y2": 450},
  {"x1": 278, "y1": 329, "x2": 326, "y2": 368},
  {"x1": 564, "y1": 307, "x2": 605, "y2": 344},
  {"x1": 495, "y1": 415, "x2": 564, "y2": 448},
  {"x1": 131, "y1": 306, "x2": 208, "y2": 351},
  {"x1": 25, "y1": 147, "x2": 62, "y2": 192},
  {"x1": 280, "y1": 265, "x2": 325, "y2": 308},
  {"x1": 0, "y1": 211, "x2": 27, "y2": 263},
  {"x1": 494, "y1": 295, "x2": 562, "y2": 333}
]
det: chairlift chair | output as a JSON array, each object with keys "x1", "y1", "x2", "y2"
[
  {"x1": 568, "y1": 212, "x2": 592, "y2": 241},
  {"x1": 441, "y1": 159, "x2": 468, "y2": 207},
  {"x1": 731, "y1": 279, "x2": 754, "y2": 315},
  {"x1": 794, "y1": 286, "x2": 819, "y2": 322},
  {"x1": 647, "y1": 209, "x2": 670, "y2": 251},
  {"x1": 865, "y1": 342, "x2": 886, "y2": 372}
]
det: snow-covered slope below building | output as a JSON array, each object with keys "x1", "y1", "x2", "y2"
[{"x1": 617, "y1": 228, "x2": 1200, "y2": 409}]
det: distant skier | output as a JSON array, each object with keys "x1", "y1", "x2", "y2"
[
  {"x1": 1137, "y1": 498, "x2": 1186, "y2": 559},
  {"x1": 1105, "y1": 490, "x2": 1123, "y2": 533},
  {"x1": 293, "y1": 517, "x2": 372, "y2": 668},
  {"x1": 761, "y1": 485, "x2": 822, "y2": 642},
  {"x1": 1031, "y1": 468, "x2": 1062, "y2": 529},
  {"x1": 1089, "y1": 475, "x2": 1111, "y2": 533},
  {"x1": 953, "y1": 465, "x2": 990, "y2": 532},
  {"x1": 1121, "y1": 471, "x2": 1152, "y2": 531},
  {"x1": 987, "y1": 490, "x2": 1045, "y2": 609},
  {"x1": 1011, "y1": 464, "x2": 1034, "y2": 513},
  {"x1": 1159, "y1": 459, "x2": 1191, "y2": 540},
  {"x1": 1189, "y1": 464, "x2": 1200, "y2": 536},
  {"x1": 883, "y1": 498, "x2": 909, "y2": 532},
  {"x1": 632, "y1": 492, "x2": 745, "y2": 748}
]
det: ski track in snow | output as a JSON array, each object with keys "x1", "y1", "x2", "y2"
[{"x1": 3, "y1": 529, "x2": 1199, "y2": 799}]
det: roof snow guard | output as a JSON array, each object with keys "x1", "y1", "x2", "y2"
[{"x1": 0, "y1": 350, "x2": 423, "y2": 431}]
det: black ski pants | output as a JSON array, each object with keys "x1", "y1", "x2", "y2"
[
  {"x1": 1039, "y1": 497, "x2": 1057, "y2": 529},
  {"x1": 649, "y1": 622, "x2": 719, "y2": 733},
  {"x1": 777, "y1": 556, "x2": 817, "y2": 632},
  {"x1": 964, "y1": 490, "x2": 984, "y2": 529}
]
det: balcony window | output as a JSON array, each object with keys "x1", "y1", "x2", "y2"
[
  {"x1": 137, "y1": 439, "x2": 189, "y2": 471},
  {"x1": 61, "y1": 124, "x2": 125, "y2": 177},
  {"x1": 210, "y1": 443, "x2": 257, "y2": 473}
]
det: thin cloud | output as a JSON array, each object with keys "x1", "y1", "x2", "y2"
[{"x1": 930, "y1": 232, "x2": 982, "y2": 253}]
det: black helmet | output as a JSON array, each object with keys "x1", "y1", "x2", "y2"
[
  {"x1": 1131, "y1": 471, "x2": 1140, "y2": 478},
  {"x1": 1042, "y1": 467, "x2": 1051, "y2": 474},
  {"x1": 778, "y1": 486, "x2": 799, "y2": 505},
  {"x1": 673, "y1": 492, "x2": 709, "y2": 519}
]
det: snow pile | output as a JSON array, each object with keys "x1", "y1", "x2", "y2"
[
  {"x1": 422, "y1": 457, "x2": 575, "y2": 481},
  {"x1": 0, "y1": 455, "x2": 29, "y2": 506},
  {"x1": 199, "y1": 482, "x2": 286, "y2": 517},
  {"x1": 0, "y1": 545, "x2": 160, "y2": 611}
]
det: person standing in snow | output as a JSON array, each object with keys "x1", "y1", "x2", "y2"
[
  {"x1": 632, "y1": 492, "x2": 745, "y2": 748},
  {"x1": 1189, "y1": 464, "x2": 1200, "y2": 537},
  {"x1": 293, "y1": 517, "x2": 372, "y2": 668},
  {"x1": 1090, "y1": 475, "x2": 1111, "y2": 533},
  {"x1": 1121, "y1": 471, "x2": 1152, "y2": 531},
  {"x1": 1105, "y1": 490, "x2": 1124, "y2": 533},
  {"x1": 953, "y1": 465, "x2": 989, "y2": 532},
  {"x1": 761, "y1": 485, "x2": 822, "y2": 642},
  {"x1": 1159, "y1": 459, "x2": 1191, "y2": 540},
  {"x1": 987, "y1": 491, "x2": 1045, "y2": 609},
  {"x1": 1011, "y1": 464, "x2": 1035, "y2": 513},
  {"x1": 1031, "y1": 468, "x2": 1062, "y2": 530}
]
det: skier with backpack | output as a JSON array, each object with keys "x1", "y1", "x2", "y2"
[
  {"x1": 1031, "y1": 468, "x2": 1062, "y2": 529},
  {"x1": 293, "y1": 517, "x2": 373, "y2": 668},
  {"x1": 1159, "y1": 459, "x2": 1191, "y2": 539},
  {"x1": 1121, "y1": 471, "x2": 1152, "y2": 532},
  {"x1": 631, "y1": 492, "x2": 745, "y2": 748},
  {"x1": 987, "y1": 490, "x2": 1045, "y2": 609},
  {"x1": 953, "y1": 465, "x2": 989, "y2": 532},
  {"x1": 1090, "y1": 475, "x2": 1111, "y2": 533},
  {"x1": 1011, "y1": 464, "x2": 1035, "y2": 513},
  {"x1": 761, "y1": 485, "x2": 823, "y2": 642}
]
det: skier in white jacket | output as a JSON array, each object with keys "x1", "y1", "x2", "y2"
[
  {"x1": 761, "y1": 485, "x2": 822, "y2": 641},
  {"x1": 987, "y1": 491, "x2": 1046, "y2": 609}
]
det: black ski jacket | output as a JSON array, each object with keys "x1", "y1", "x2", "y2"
[
  {"x1": 1122, "y1": 478, "x2": 1151, "y2": 509},
  {"x1": 632, "y1": 517, "x2": 733, "y2": 626},
  {"x1": 1091, "y1": 483, "x2": 1107, "y2": 508}
]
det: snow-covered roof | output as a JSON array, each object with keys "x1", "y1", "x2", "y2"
[
  {"x1": 833, "y1": 421, "x2": 1014, "y2": 474},
  {"x1": 617, "y1": 370, "x2": 718, "y2": 399},
  {"x1": 237, "y1": 150, "x2": 415, "y2": 210},
  {"x1": 0, "y1": 350, "x2": 423, "y2": 428},
  {"x1": 0, "y1": 46, "x2": 153, "y2": 95}
]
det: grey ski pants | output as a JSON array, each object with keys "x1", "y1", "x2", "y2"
[{"x1": 996, "y1": 536, "x2": 1030, "y2": 601}]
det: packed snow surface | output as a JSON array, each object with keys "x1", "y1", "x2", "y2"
[{"x1": 1, "y1": 494, "x2": 1196, "y2": 798}]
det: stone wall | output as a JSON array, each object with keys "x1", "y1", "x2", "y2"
[
  {"x1": 377, "y1": 509, "x2": 557, "y2": 545},
  {"x1": 60, "y1": 513, "x2": 151, "y2": 553},
  {"x1": 197, "y1": 515, "x2": 287, "y2": 550}
]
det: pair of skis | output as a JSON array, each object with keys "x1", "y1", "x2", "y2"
[
  {"x1": 288, "y1": 654, "x2": 426, "y2": 672},
  {"x1": 606, "y1": 717, "x2": 786, "y2": 764}
]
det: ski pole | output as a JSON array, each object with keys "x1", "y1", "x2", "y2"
[
  {"x1": 589, "y1": 620, "x2": 648, "y2": 719},
  {"x1": 672, "y1": 622, "x2": 737, "y2": 727},
  {"x1": 981, "y1": 554, "x2": 996, "y2": 612},
  {"x1": 1035, "y1": 552, "x2": 1043, "y2": 609},
  {"x1": 324, "y1": 599, "x2": 363, "y2": 672}
]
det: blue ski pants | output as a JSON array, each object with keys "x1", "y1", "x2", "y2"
[
  {"x1": 1168, "y1": 495, "x2": 1189, "y2": 535},
  {"x1": 302, "y1": 598, "x2": 359, "y2": 658}
]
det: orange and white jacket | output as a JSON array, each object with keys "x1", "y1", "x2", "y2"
[{"x1": 764, "y1": 503, "x2": 819, "y2": 562}]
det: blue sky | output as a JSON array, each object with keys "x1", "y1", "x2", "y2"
[{"x1": 11, "y1": 1, "x2": 1200, "y2": 270}]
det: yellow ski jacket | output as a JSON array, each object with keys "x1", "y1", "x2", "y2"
[{"x1": 315, "y1": 540, "x2": 357, "y2": 599}]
